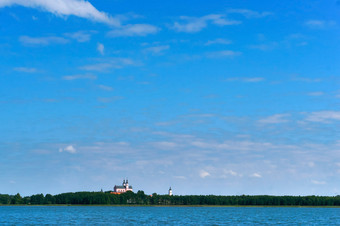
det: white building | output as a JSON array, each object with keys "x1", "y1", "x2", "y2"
[{"x1": 113, "y1": 179, "x2": 133, "y2": 194}]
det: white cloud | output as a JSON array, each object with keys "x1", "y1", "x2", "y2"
[
  {"x1": 62, "y1": 74, "x2": 97, "y2": 80},
  {"x1": 97, "y1": 96, "x2": 124, "y2": 103},
  {"x1": 19, "y1": 35, "x2": 69, "y2": 46},
  {"x1": 206, "y1": 50, "x2": 242, "y2": 58},
  {"x1": 199, "y1": 170, "x2": 210, "y2": 178},
  {"x1": 143, "y1": 45, "x2": 169, "y2": 55},
  {"x1": 173, "y1": 17, "x2": 206, "y2": 33},
  {"x1": 59, "y1": 145, "x2": 77, "y2": 154},
  {"x1": 97, "y1": 84, "x2": 113, "y2": 91},
  {"x1": 307, "y1": 92, "x2": 324, "y2": 96},
  {"x1": 205, "y1": 14, "x2": 241, "y2": 26},
  {"x1": 108, "y1": 24, "x2": 159, "y2": 37},
  {"x1": 97, "y1": 42, "x2": 104, "y2": 55},
  {"x1": 205, "y1": 38, "x2": 232, "y2": 46},
  {"x1": 151, "y1": 141, "x2": 177, "y2": 150},
  {"x1": 291, "y1": 77, "x2": 321, "y2": 83},
  {"x1": 311, "y1": 180, "x2": 326, "y2": 185},
  {"x1": 64, "y1": 31, "x2": 92, "y2": 42},
  {"x1": 190, "y1": 140, "x2": 278, "y2": 152},
  {"x1": 225, "y1": 77, "x2": 264, "y2": 82},
  {"x1": 243, "y1": 77, "x2": 264, "y2": 82},
  {"x1": 173, "y1": 14, "x2": 241, "y2": 33},
  {"x1": 258, "y1": 114, "x2": 291, "y2": 124},
  {"x1": 304, "y1": 111, "x2": 340, "y2": 123},
  {"x1": 13, "y1": 67, "x2": 37, "y2": 73},
  {"x1": 227, "y1": 9, "x2": 272, "y2": 18},
  {"x1": 250, "y1": 42, "x2": 277, "y2": 51},
  {"x1": 81, "y1": 63, "x2": 113, "y2": 71},
  {"x1": 305, "y1": 20, "x2": 336, "y2": 29},
  {"x1": 80, "y1": 58, "x2": 137, "y2": 72},
  {"x1": 223, "y1": 170, "x2": 239, "y2": 177},
  {"x1": 0, "y1": 0, "x2": 118, "y2": 25},
  {"x1": 250, "y1": 173, "x2": 262, "y2": 178}
]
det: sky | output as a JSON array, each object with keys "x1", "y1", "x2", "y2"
[{"x1": 0, "y1": 0, "x2": 339, "y2": 196}]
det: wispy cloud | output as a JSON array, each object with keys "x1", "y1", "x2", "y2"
[
  {"x1": 190, "y1": 140, "x2": 276, "y2": 152},
  {"x1": 151, "y1": 141, "x2": 178, "y2": 150},
  {"x1": 206, "y1": 50, "x2": 242, "y2": 58},
  {"x1": 97, "y1": 42, "x2": 104, "y2": 55},
  {"x1": 64, "y1": 31, "x2": 93, "y2": 42},
  {"x1": 205, "y1": 38, "x2": 232, "y2": 46},
  {"x1": 172, "y1": 14, "x2": 241, "y2": 33},
  {"x1": 62, "y1": 74, "x2": 97, "y2": 80},
  {"x1": 13, "y1": 67, "x2": 37, "y2": 73},
  {"x1": 80, "y1": 58, "x2": 137, "y2": 72},
  {"x1": 59, "y1": 145, "x2": 77, "y2": 154},
  {"x1": 143, "y1": 45, "x2": 170, "y2": 55},
  {"x1": 108, "y1": 24, "x2": 159, "y2": 37},
  {"x1": 227, "y1": 9, "x2": 272, "y2": 18},
  {"x1": 199, "y1": 170, "x2": 210, "y2": 178},
  {"x1": 19, "y1": 35, "x2": 69, "y2": 46},
  {"x1": 258, "y1": 114, "x2": 291, "y2": 124},
  {"x1": 307, "y1": 92, "x2": 324, "y2": 96},
  {"x1": 223, "y1": 170, "x2": 240, "y2": 177},
  {"x1": 225, "y1": 77, "x2": 264, "y2": 82},
  {"x1": 0, "y1": 0, "x2": 119, "y2": 25},
  {"x1": 249, "y1": 42, "x2": 278, "y2": 51},
  {"x1": 305, "y1": 20, "x2": 336, "y2": 29},
  {"x1": 304, "y1": 111, "x2": 340, "y2": 123},
  {"x1": 81, "y1": 63, "x2": 113, "y2": 72},
  {"x1": 97, "y1": 96, "x2": 124, "y2": 103},
  {"x1": 291, "y1": 76, "x2": 321, "y2": 83},
  {"x1": 311, "y1": 180, "x2": 326, "y2": 185},
  {"x1": 250, "y1": 173, "x2": 262, "y2": 178},
  {"x1": 97, "y1": 85, "x2": 113, "y2": 91},
  {"x1": 284, "y1": 33, "x2": 309, "y2": 47}
]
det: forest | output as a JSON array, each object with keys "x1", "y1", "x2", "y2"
[{"x1": 1, "y1": 191, "x2": 340, "y2": 206}]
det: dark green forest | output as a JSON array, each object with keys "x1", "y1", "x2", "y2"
[{"x1": 1, "y1": 191, "x2": 340, "y2": 206}]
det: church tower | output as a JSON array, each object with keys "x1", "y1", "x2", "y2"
[
  {"x1": 168, "y1": 187, "x2": 173, "y2": 196},
  {"x1": 125, "y1": 179, "x2": 129, "y2": 190}
]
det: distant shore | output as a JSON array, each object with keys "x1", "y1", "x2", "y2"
[
  {"x1": 2, "y1": 192, "x2": 340, "y2": 206},
  {"x1": 1, "y1": 204, "x2": 340, "y2": 208}
]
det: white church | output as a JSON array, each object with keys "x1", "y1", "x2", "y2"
[{"x1": 112, "y1": 179, "x2": 133, "y2": 194}]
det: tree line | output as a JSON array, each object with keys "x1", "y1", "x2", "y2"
[{"x1": 1, "y1": 191, "x2": 340, "y2": 206}]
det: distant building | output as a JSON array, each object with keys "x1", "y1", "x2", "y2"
[
  {"x1": 168, "y1": 187, "x2": 173, "y2": 196},
  {"x1": 112, "y1": 179, "x2": 133, "y2": 194}
]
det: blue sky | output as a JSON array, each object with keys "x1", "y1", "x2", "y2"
[{"x1": 0, "y1": 0, "x2": 339, "y2": 196}]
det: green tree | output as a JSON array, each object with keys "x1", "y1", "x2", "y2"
[{"x1": 11, "y1": 193, "x2": 23, "y2": 204}]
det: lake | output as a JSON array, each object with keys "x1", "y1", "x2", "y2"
[{"x1": 1, "y1": 206, "x2": 340, "y2": 225}]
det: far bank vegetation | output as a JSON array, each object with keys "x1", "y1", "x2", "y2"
[{"x1": 1, "y1": 191, "x2": 340, "y2": 206}]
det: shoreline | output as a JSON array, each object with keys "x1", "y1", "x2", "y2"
[{"x1": 1, "y1": 204, "x2": 339, "y2": 208}]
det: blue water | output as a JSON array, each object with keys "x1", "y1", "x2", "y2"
[{"x1": 0, "y1": 206, "x2": 339, "y2": 225}]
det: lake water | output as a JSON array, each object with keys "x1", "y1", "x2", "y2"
[{"x1": 1, "y1": 206, "x2": 340, "y2": 225}]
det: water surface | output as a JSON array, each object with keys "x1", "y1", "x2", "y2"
[{"x1": 1, "y1": 206, "x2": 339, "y2": 225}]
